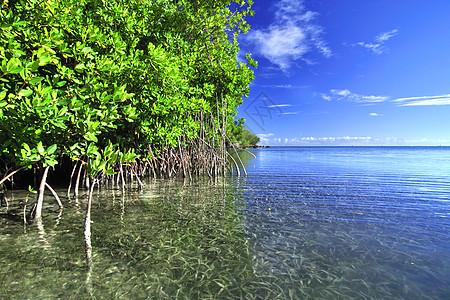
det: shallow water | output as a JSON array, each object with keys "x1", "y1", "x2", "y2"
[
  {"x1": 0, "y1": 179, "x2": 260, "y2": 299},
  {"x1": 1, "y1": 146, "x2": 449, "y2": 299}
]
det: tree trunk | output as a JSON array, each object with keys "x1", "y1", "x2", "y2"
[
  {"x1": 84, "y1": 178, "x2": 95, "y2": 295},
  {"x1": 85, "y1": 178, "x2": 96, "y2": 269},
  {"x1": 119, "y1": 164, "x2": 125, "y2": 193},
  {"x1": 74, "y1": 163, "x2": 83, "y2": 197},
  {"x1": 67, "y1": 163, "x2": 78, "y2": 198},
  {"x1": 0, "y1": 165, "x2": 26, "y2": 187},
  {"x1": 33, "y1": 166, "x2": 49, "y2": 221},
  {"x1": 45, "y1": 182, "x2": 63, "y2": 209}
]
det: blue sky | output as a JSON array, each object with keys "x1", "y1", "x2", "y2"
[{"x1": 237, "y1": 0, "x2": 450, "y2": 146}]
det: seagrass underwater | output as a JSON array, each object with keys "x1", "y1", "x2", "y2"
[{"x1": 1, "y1": 146, "x2": 449, "y2": 298}]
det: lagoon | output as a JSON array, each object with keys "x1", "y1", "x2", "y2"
[{"x1": 1, "y1": 146, "x2": 449, "y2": 299}]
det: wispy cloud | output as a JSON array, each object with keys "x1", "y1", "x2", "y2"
[
  {"x1": 322, "y1": 90, "x2": 450, "y2": 107},
  {"x1": 301, "y1": 136, "x2": 373, "y2": 143},
  {"x1": 245, "y1": 0, "x2": 331, "y2": 72},
  {"x1": 279, "y1": 111, "x2": 300, "y2": 115},
  {"x1": 258, "y1": 135, "x2": 450, "y2": 146},
  {"x1": 266, "y1": 104, "x2": 301, "y2": 115},
  {"x1": 256, "y1": 133, "x2": 275, "y2": 139},
  {"x1": 258, "y1": 84, "x2": 310, "y2": 89},
  {"x1": 355, "y1": 29, "x2": 398, "y2": 54},
  {"x1": 258, "y1": 135, "x2": 409, "y2": 146},
  {"x1": 375, "y1": 30, "x2": 398, "y2": 43},
  {"x1": 322, "y1": 89, "x2": 389, "y2": 103},
  {"x1": 369, "y1": 112, "x2": 382, "y2": 117},
  {"x1": 392, "y1": 94, "x2": 450, "y2": 106},
  {"x1": 267, "y1": 104, "x2": 292, "y2": 108}
]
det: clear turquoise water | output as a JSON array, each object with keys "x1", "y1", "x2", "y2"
[
  {"x1": 1, "y1": 147, "x2": 449, "y2": 299},
  {"x1": 239, "y1": 146, "x2": 450, "y2": 298}
]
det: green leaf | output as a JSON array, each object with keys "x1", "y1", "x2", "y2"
[
  {"x1": 81, "y1": 47, "x2": 92, "y2": 54},
  {"x1": 31, "y1": 60, "x2": 40, "y2": 72},
  {"x1": 21, "y1": 148, "x2": 28, "y2": 159},
  {"x1": 84, "y1": 132, "x2": 98, "y2": 142},
  {"x1": 13, "y1": 21, "x2": 27, "y2": 26},
  {"x1": 56, "y1": 81, "x2": 67, "y2": 87},
  {"x1": 28, "y1": 186, "x2": 37, "y2": 194},
  {"x1": 6, "y1": 58, "x2": 21, "y2": 73},
  {"x1": 29, "y1": 154, "x2": 41, "y2": 161},
  {"x1": 98, "y1": 161, "x2": 107, "y2": 172},
  {"x1": 86, "y1": 143, "x2": 98, "y2": 157},
  {"x1": 18, "y1": 89, "x2": 33, "y2": 97},
  {"x1": 29, "y1": 77, "x2": 44, "y2": 85},
  {"x1": 9, "y1": 66, "x2": 24, "y2": 75},
  {"x1": 74, "y1": 63, "x2": 86, "y2": 72},
  {"x1": 109, "y1": 152, "x2": 119, "y2": 164},
  {"x1": 106, "y1": 169, "x2": 116, "y2": 176},
  {"x1": 37, "y1": 142, "x2": 45, "y2": 156},
  {"x1": 38, "y1": 57, "x2": 52, "y2": 66},
  {"x1": 44, "y1": 157, "x2": 58, "y2": 167},
  {"x1": 47, "y1": 144, "x2": 57, "y2": 155},
  {"x1": 19, "y1": 67, "x2": 27, "y2": 80}
]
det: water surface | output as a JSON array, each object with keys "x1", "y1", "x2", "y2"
[
  {"x1": 1, "y1": 146, "x2": 449, "y2": 299},
  {"x1": 1, "y1": 179, "x2": 258, "y2": 299},
  {"x1": 240, "y1": 146, "x2": 450, "y2": 299}
]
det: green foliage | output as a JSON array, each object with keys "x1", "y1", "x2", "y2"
[
  {"x1": 228, "y1": 119, "x2": 260, "y2": 147},
  {"x1": 0, "y1": 0, "x2": 255, "y2": 179},
  {"x1": 241, "y1": 129, "x2": 260, "y2": 146}
]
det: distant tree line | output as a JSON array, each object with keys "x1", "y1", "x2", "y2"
[{"x1": 228, "y1": 120, "x2": 260, "y2": 147}]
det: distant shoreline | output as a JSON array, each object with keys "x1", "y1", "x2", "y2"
[
  {"x1": 248, "y1": 145, "x2": 449, "y2": 148},
  {"x1": 231, "y1": 145, "x2": 270, "y2": 149}
]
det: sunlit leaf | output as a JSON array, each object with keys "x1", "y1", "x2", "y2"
[
  {"x1": 47, "y1": 144, "x2": 57, "y2": 155},
  {"x1": 18, "y1": 89, "x2": 33, "y2": 97}
]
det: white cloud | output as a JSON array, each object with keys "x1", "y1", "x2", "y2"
[
  {"x1": 267, "y1": 104, "x2": 292, "y2": 108},
  {"x1": 322, "y1": 90, "x2": 450, "y2": 107},
  {"x1": 256, "y1": 133, "x2": 275, "y2": 139},
  {"x1": 321, "y1": 94, "x2": 332, "y2": 101},
  {"x1": 322, "y1": 89, "x2": 389, "y2": 103},
  {"x1": 256, "y1": 133, "x2": 276, "y2": 145},
  {"x1": 356, "y1": 42, "x2": 382, "y2": 54},
  {"x1": 245, "y1": 0, "x2": 331, "y2": 72},
  {"x1": 247, "y1": 26, "x2": 309, "y2": 71},
  {"x1": 275, "y1": 85, "x2": 294, "y2": 88},
  {"x1": 258, "y1": 135, "x2": 410, "y2": 146},
  {"x1": 355, "y1": 29, "x2": 398, "y2": 54},
  {"x1": 279, "y1": 111, "x2": 300, "y2": 115},
  {"x1": 369, "y1": 113, "x2": 382, "y2": 117},
  {"x1": 304, "y1": 136, "x2": 373, "y2": 142},
  {"x1": 258, "y1": 84, "x2": 310, "y2": 89},
  {"x1": 376, "y1": 29, "x2": 399, "y2": 43},
  {"x1": 332, "y1": 89, "x2": 351, "y2": 97},
  {"x1": 258, "y1": 134, "x2": 450, "y2": 146},
  {"x1": 392, "y1": 94, "x2": 450, "y2": 106}
]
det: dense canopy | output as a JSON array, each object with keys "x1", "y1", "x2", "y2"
[{"x1": 0, "y1": 0, "x2": 256, "y2": 188}]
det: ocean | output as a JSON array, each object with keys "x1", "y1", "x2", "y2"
[{"x1": 239, "y1": 146, "x2": 450, "y2": 298}]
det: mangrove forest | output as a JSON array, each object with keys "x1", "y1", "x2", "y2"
[{"x1": 0, "y1": 0, "x2": 257, "y2": 213}]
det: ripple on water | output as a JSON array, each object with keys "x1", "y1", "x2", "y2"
[{"x1": 240, "y1": 147, "x2": 450, "y2": 299}]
